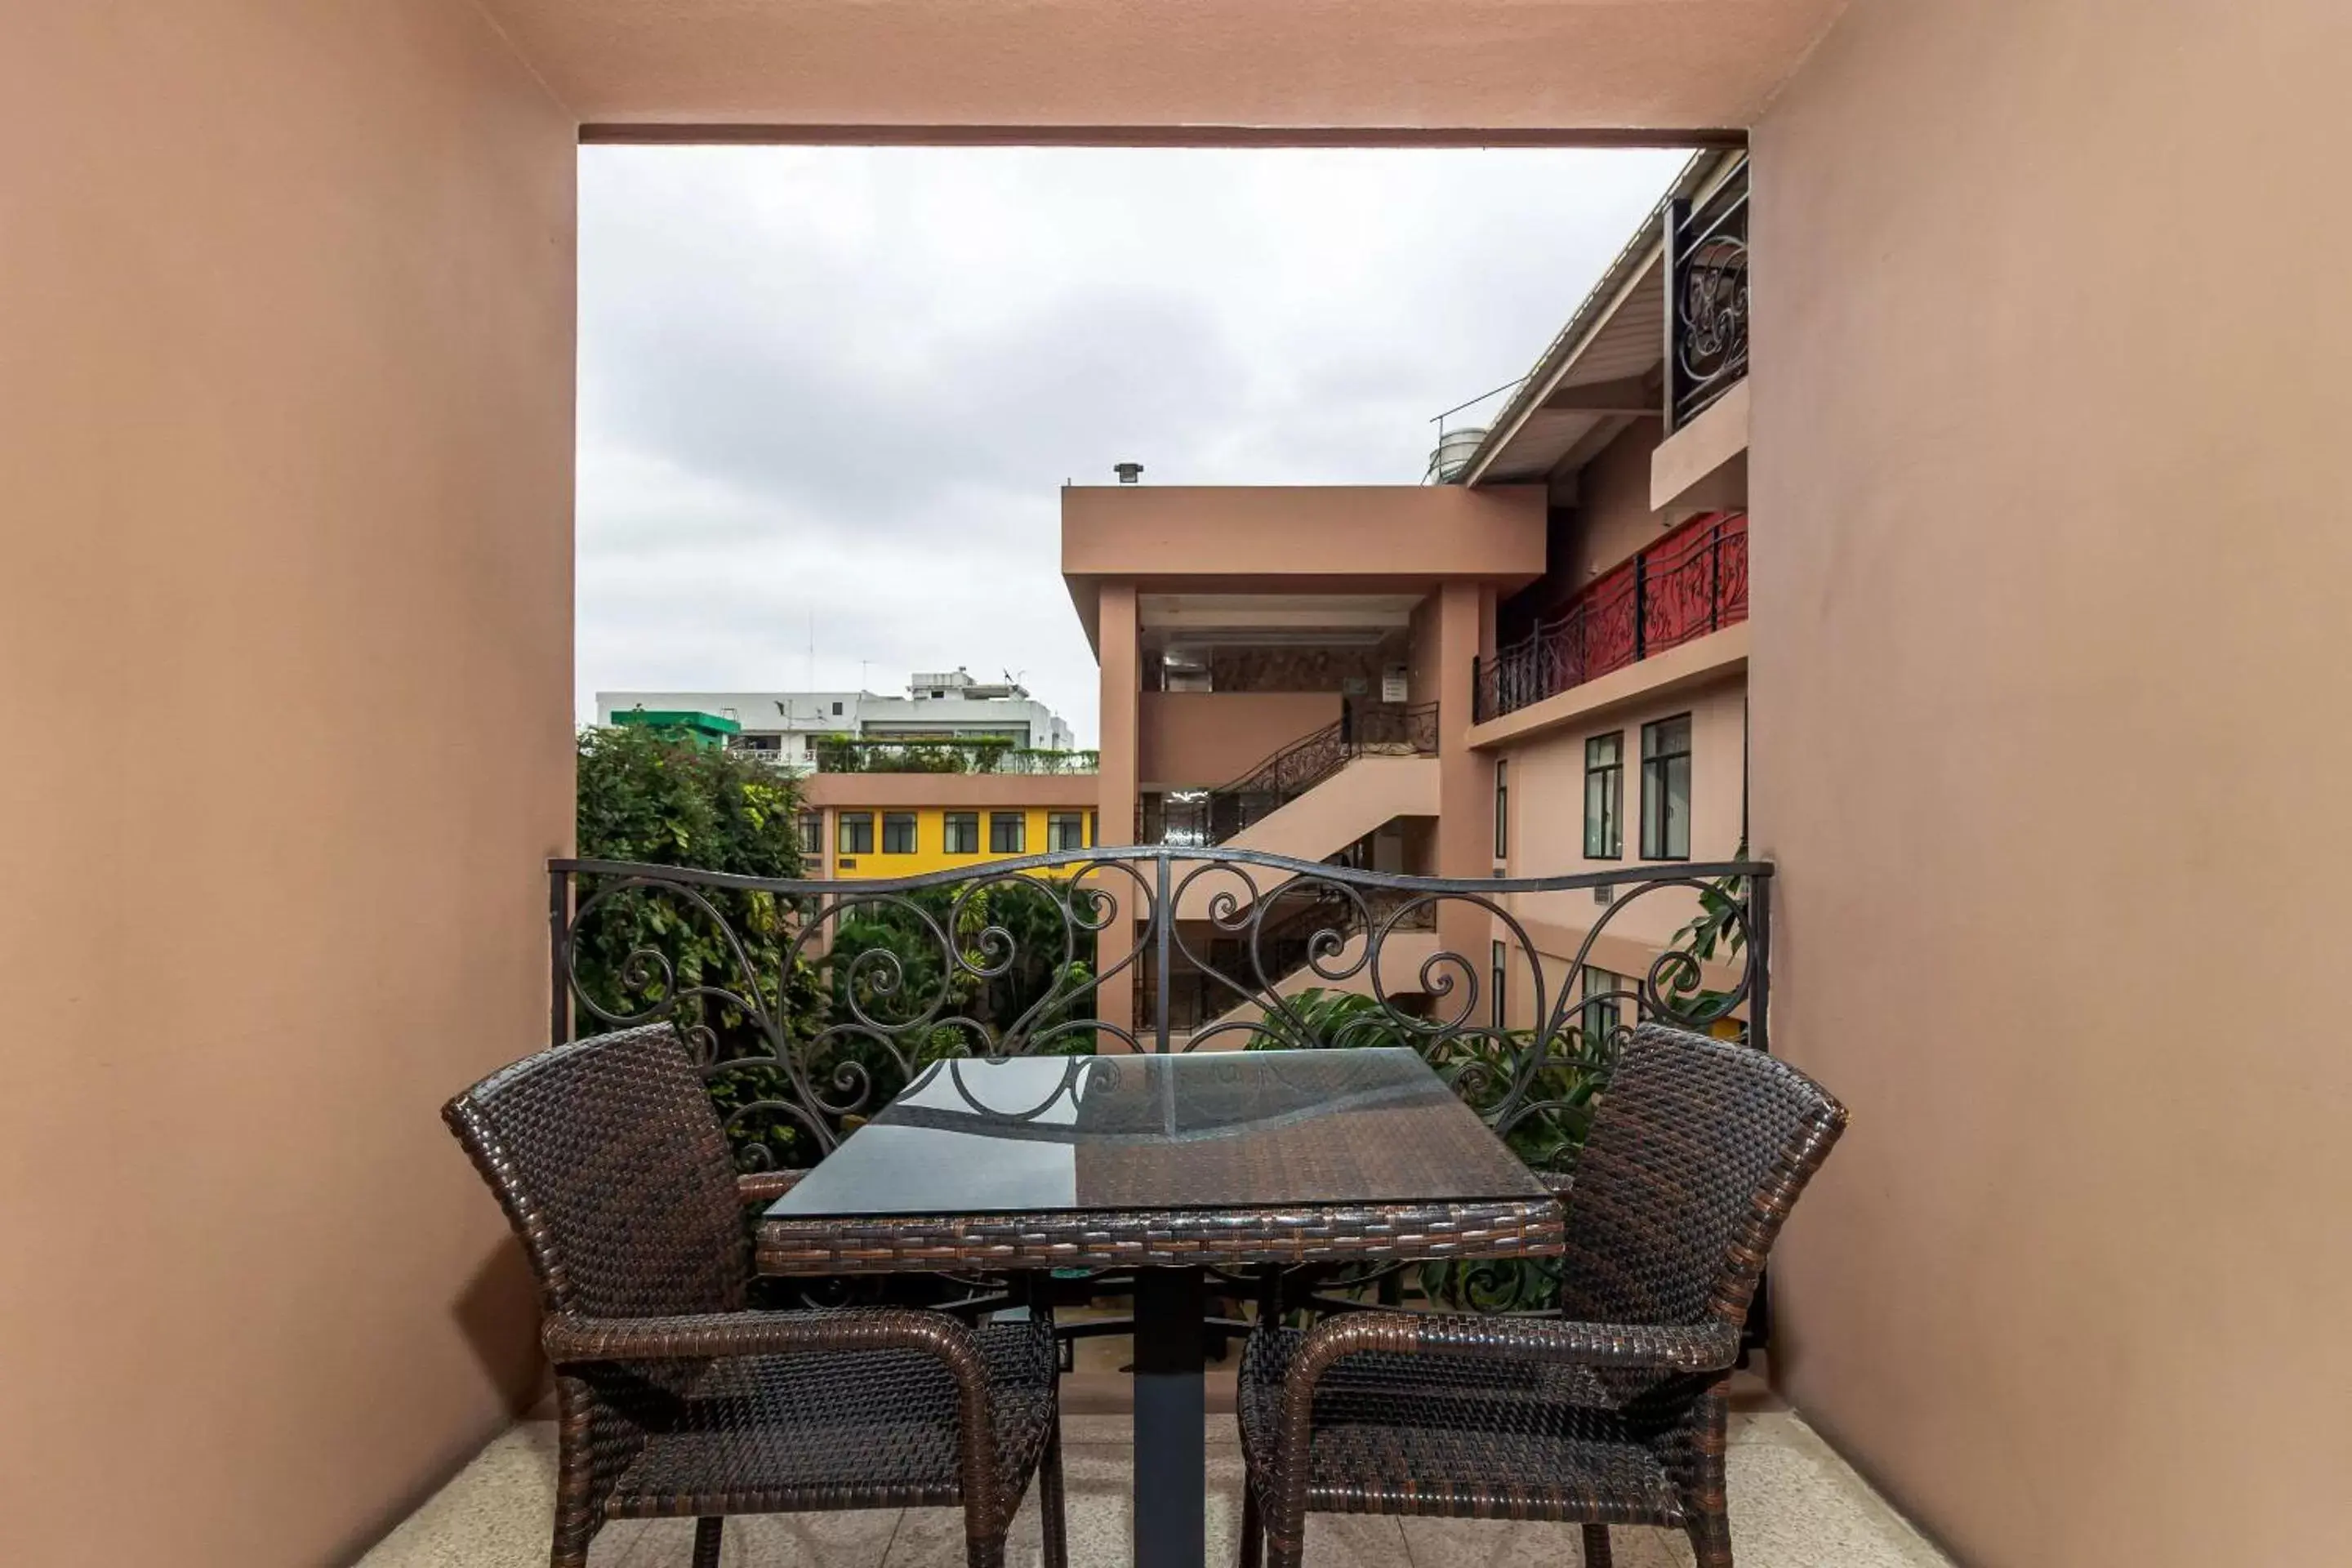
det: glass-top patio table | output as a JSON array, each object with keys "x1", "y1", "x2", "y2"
[{"x1": 758, "y1": 1048, "x2": 1565, "y2": 1568}]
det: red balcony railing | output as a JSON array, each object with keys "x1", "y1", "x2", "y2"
[{"x1": 1474, "y1": 510, "x2": 1748, "y2": 722}]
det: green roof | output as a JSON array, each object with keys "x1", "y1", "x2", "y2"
[{"x1": 611, "y1": 708, "x2": 742, "y2": 740}]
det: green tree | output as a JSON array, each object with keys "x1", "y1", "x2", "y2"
[
  {"x1": 822, "y1": 877, "x2": 1099, "y2": 1071},
  {"x1": 571, "y1": 723, "x2": 826, "y2": 1167}
]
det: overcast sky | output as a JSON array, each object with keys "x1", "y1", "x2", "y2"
[{"x1": 577, "y1": 145, "x2": 1689, "y2": 744}]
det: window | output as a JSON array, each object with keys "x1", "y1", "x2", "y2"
[
  {"x1": 989, "y1": 812, "x2": 1027, "y2": 853},
  {"x1": 1492, "y1": 758, "x2": 1509, "y2": 860},
  {"x1": 1584, "y1": 733, "x2": 1624, "y2": 858},
  {"x1": 1581, "y1": 966, "x2": 1626, "y2": 1040},
  {"x1": 831, "y1": 701, "x2": 843, "y2": 716},
  {"x1": 1640, "y1": 715, "x2": 1692, "y2": 860},
  {"x1": 943, "y1": 812, "x2": 980, "y2": 854},
  {"x1": 1089, "y1": 811, "x2": 1100, "y2": 847},
  {"x1": 797, "y1": 812, "x2": 823, "y2": 858},
  {"x1": 1490, "y1": 940, "x2": 1508, "y2": 1029},
  {"x1": 1047, "y1": 812, "x2": 1086, "y2": 852},
  {"x1": 881, "y1": 812, "x2": 916, "y2": 854},
  {"x1": 837, "y1": 812, "x2": 874, "y2": 856}
]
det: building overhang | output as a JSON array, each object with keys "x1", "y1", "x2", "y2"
[
  {"x1": 1059, "y1": 484, "x2": 1548, "y2": 653},
  {"x1": 474, "y1": 2, "x2": 1839, "y2": 138},
  {"x1": 1460, "y1": 150, "x2": 1747, "y2": 488}
]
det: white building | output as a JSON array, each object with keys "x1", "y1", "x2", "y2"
[{"x1": 597, "y1": 667, "x2": 1079, "y2": 765}]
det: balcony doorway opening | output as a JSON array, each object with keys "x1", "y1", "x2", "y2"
[{"x1": 568, "y1": 140, "x2": 1720, "y2": 1410}]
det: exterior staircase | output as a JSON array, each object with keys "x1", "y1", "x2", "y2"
[
  {"x1": 1148, "y1": 705, "x2": 1441, "y2": 920},
  {"x1": 1151, "y1": 703, "x2": 1438, "y2": 847},
  {"x1": 1138, "y1": 706, "x2": 1446, "y2": 1037}
]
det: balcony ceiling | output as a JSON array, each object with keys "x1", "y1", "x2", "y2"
[
  {"x1": 1473, "y1": 251, "x2": 1665, "y2": 485},
  {"x1": 475, "y1": 0, "x2": 1845, "y2": 135},
  {"x1": 1463, "y1": 148, "x2": 1740, "y2": 487},
  {"x1": 1139, "y1": 594, "x2": 1422, "y2": 640}
]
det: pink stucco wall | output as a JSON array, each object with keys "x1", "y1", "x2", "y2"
[
  {"x1": 1138, "y1": 692, "x2": 1342, "y2": 789},
  {"x1": 1752, "y1": 2, "x2": 2352, "y2": 1562},
  {"x1": 0, "y1": 4, "x2": 577, "y2": 1563}
]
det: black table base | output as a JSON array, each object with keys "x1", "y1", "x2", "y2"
[{"x1": 1133, "y1": 1267, "x2": 1209, "y2": 1568}]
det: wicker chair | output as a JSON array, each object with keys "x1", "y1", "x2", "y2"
[
  {"x1": 1235, "y1": 1023, "x2": 1846, "y2": 1568},
  {"x1": 444, "y1": 1023, "x2": 1067, "y2": 1568}
]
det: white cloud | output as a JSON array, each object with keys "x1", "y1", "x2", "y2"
[{"x1": 577, "y1": 145, "x2": 1691, "y2": 742}]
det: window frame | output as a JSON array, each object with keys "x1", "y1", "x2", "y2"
[
  {"x1": 1046, "y1": 811, "x2": 1086, "y2": 853},
  {"x1": 1492, "y1": 757, "x2": 1509, "y2": 861},
  {"x1": 797, "y1": 811, "x2": 824, "y2": 859},
  {"x1": 1584, "y1": 732, "x2": 1624, "y2": 860},
  {"x1": 836, "y1": 811, "x2": 875, "y2": 857},
  {"x1": 880, "y1": 812, "x2": 917, "y2": 854},
  {"x1": 942, "y1": 811, "x2": 980, "y2": 855},
  {"x1": 988, "y1": 811, "x2": 1027, "y2": 854},
  {"x1": 1580, "y1": 965, "x2": 1625, "y2": 1040},
  {"x1": 1639, "y1": 714, "x2": 1693, "y2": 861}
]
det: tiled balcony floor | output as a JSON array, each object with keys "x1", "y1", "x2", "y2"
[{"x1": 363, "y1": 1407, "x2": 1949, "y2": 1568}]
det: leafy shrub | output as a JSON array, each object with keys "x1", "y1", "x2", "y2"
[
  {"x1": 577, "y1": 720, "x2": 806, "y2": 877},
  {"x1": 1241, "y1": 987, "x2": 1418, "y2": 1051},
  {"x1": 826, "y1": 877, "x2": 1100, "y2": 1066},
  {"x1": 571, "y1": 723, "x2": 826, "y2": 1167},
  {"x1": 808, "y1": 736, "x2": 1099, "y2": 775},
  {"x1": 812, "y1": 736, "x2": 1008, "y2": 773}
]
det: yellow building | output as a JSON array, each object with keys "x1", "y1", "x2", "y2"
[{"x1": 798, "y1": 773, "x2": 1099, "y2": 880}]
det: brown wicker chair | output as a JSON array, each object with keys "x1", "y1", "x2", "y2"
[
  {"x1": 1235, "y1": 1023, "x2": 1846, "y2": 1568},
  {"x1": 444, "y1": 1023, "x2": 1067, "y2": 1568}
]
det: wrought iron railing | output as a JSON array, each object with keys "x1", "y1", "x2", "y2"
[
  {"x1": 1475, "y1": 511, "x2": 1748, "y2": 722},
  {"x1": 1139, "y1": 884, "x2": 1440, "y2": 1036},
  {"x1": 549, "y1": 845, "x2": 1769, "y2": 1180},
  {"x1": 1666, "y1": 155, "x2": 1748, "y2": 431},
  {"x1": 1148, "y1": 703, "x2": 1440, "y2": 847}
]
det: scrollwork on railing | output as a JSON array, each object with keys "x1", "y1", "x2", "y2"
[
  {"x1": 551, "y1": 847, "x2": 1770, "y2": 1185},
  {"x1": 1668, "y1": 155, "x2": 1748, "y2": 430},
  {"x1": 1478, "y1": 513, "x2": 1747, "y2": 722}
]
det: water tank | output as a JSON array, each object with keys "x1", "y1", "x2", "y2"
[{"x1": 1428, "y1": 425, "x2": 1488, "y2": 483}]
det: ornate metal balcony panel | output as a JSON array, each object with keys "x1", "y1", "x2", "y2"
[
  {"x1": 1668, "y1": 155, "x2": 1749, "y2": 430},
  {"x1": 1477, "y1": 512, "x2": 1748, "y2": 722},
  {"x1": 550, "y1": 846, "x2": 1769, "y2": 1181}
]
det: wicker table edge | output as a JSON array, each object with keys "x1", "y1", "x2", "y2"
[{"x1": 755, "y1": 1196, "x2": 1566, "y2": 1275}]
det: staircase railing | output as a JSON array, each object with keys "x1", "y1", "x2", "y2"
[{"x1": 1149, "y1": 702, "x2": 1440, "y2": 847}]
